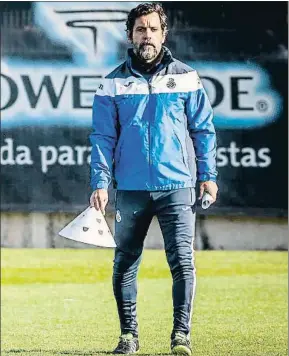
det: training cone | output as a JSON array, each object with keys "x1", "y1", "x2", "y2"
[{"x1": 58, "y1": 206, "x2": 116, "y2": 247}]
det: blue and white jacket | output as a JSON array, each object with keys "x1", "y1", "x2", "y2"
[{"x1": 90, "y1": 47, "x2": 217, "y2": 191}]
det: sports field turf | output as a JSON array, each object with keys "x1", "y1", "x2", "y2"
[{"x1": 1, "y1": 249, "x2": 288, "y2": 355}]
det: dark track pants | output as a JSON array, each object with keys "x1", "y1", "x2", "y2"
[{"x1": 113, "y1": 188, "x2": 196, "y2": 338}]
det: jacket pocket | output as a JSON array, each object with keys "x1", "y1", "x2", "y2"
[
  {"x1": 173, "y1": 129, "x2": 189, "y2": 170},
  {"x1": 114, "y1": 95, "x2": 138, "y2": 127},
  {"x1": 114, "y1": 122, "x2": 134, "y2": 165}
]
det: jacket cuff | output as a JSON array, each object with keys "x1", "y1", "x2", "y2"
[
  {"x1": 92, "y1": 181, "x2": 109, "y2": 190},
  {"x1": 198, "y1": 173, "x2": 217, "y2": 182}
]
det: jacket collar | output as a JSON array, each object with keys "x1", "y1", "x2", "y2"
[{"x1": 126, "y1": 46, "x2": 174, "y2": 77}]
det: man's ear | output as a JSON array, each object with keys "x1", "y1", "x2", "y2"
[
  {"x1": 161, "y1": 30, "x2": 167, "y2": 44},
  {"x1": 127, "y1": 32, "x2": 133, "y2": 44}
]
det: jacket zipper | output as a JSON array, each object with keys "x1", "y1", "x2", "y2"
[{"x1": 148, "y1": 80, "x2": 153, "y2": 188}]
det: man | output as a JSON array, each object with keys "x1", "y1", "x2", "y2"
[{"x1": 89, "y1": 3, "x2": 218, "y2": 355}]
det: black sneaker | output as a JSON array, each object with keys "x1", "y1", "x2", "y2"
[
  {"x1": 171, "y1": 332, "x2": 192, "y2": 355},
  {"x1": 113, "y1": 333, "x2": 139, "y2": 354}
]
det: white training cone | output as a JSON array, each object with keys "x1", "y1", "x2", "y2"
[
  {"x1": 201, "y1": 192, "x2": 214, "y2": 210},
  {"x1": 59, "y1": 206, "x2": 116, "y2": 248}
]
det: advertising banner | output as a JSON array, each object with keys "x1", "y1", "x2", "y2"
[{"x1": 1, "y1": 2, "x2": 287, "y2": 216}]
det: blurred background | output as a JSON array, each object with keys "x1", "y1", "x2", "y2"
[{"x1": 1, "y1": 1, "x2": 288, "y2": 250}]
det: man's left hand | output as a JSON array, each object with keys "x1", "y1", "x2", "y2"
[{"x1": 199, "y1": 181, "x2": 218, "y2": 203}]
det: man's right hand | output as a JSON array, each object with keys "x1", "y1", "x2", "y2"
[{"x1": 90, "y1": 189, "x2": 108, "y2": 216}]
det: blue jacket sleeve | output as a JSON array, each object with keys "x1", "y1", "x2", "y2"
[
  {"x1": 185, "y1": 72, "x2": 217, "y2": 182},
  {"x1": 89, "y1": 80, "x2": 118, "y2": 190}
]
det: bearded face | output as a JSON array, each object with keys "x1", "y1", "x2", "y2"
[{"x1": 129, "y1": 12, "x2": 166, "y2": 63}]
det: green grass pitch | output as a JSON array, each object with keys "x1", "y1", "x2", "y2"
[{"x1": 1, "y1": 249, "x2": 288, "y2": 355}]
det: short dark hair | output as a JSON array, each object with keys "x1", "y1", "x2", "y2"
[{"x1": 126, "y1": 3, "x2": 168, "y2": 39}]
